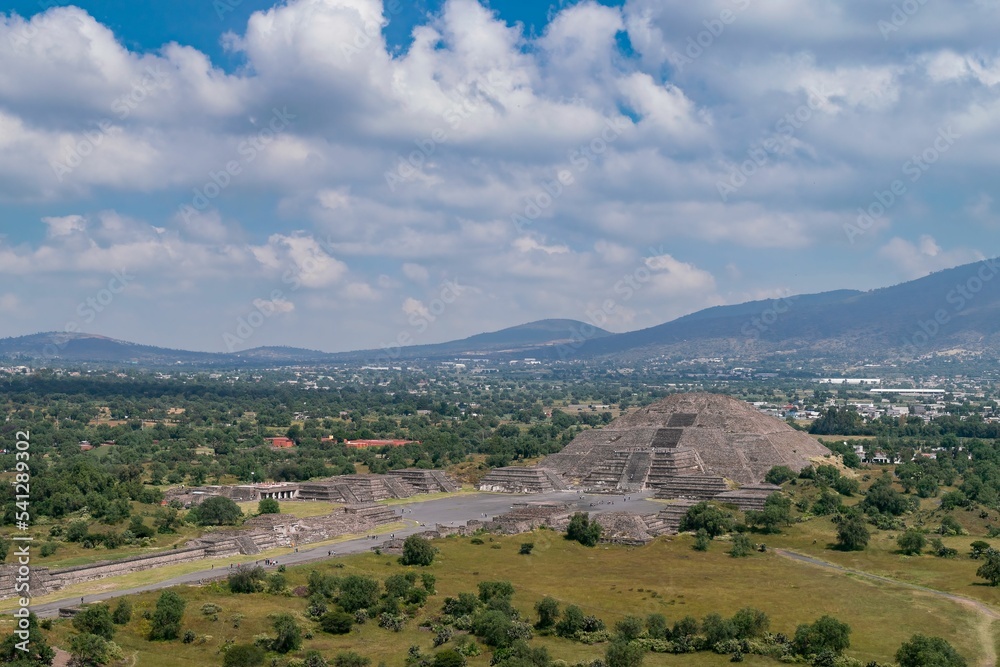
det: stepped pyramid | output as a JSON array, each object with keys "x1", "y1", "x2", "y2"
[{"x1": 540, "y1": 392, "x2": 829, "y2": 495}]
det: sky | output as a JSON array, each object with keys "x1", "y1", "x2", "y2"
[{"x1": 0, "y1": 0, "x2": 998, "y2": 354}]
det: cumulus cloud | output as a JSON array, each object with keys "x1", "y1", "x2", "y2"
[{"x1": 1, "y1": 0, "x2": 999, "y2": 350}]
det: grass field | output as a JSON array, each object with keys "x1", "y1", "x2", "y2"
[
  {"x1": 236, "y1": 500, "x2": 345, "y2": 518},
  {"x1": 20, "y1": 529, "x2": 996, "y2": 667}
]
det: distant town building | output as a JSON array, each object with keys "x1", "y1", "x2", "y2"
[{"x1": 266, "y1": 436, "x2": 296, "y2": 448}]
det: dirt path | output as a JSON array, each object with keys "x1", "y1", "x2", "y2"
[{"x1": 774, "y1": 548, "x2": 999, "y2": 667}]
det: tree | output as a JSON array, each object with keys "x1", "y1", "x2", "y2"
[
  {"x1": 333, "y1": 652, "x2": 371, "y2": 667},
  {"x1": 896, "y1": 634, "x2": 967, "y2": 667},
  {"x1": 566, "y1": 512, "x2": 602, "y2": 547},
  {"x1": 765, "y1": 465, "x2": 796, "y2": 485},
  {"x1": 555, "y1": 604, "x2": 585, "y2": 638},
  {"x1": 228, "y1": 565, "x2": 267, "y2": 594},
  {"x1": 745, "y1": 494, "x2": 792, "y2": 534},
  {"x1": 320, "y1": 610, "x2": 354, "y2": 634},
  {"x1": 270, "y1": 613, "x2": 302, "y2": 653},
  {"x1": 646, "y1": 613, "x2": 669, "y2": 639},
  {"x1": 970, "y1": 541, "x2": 991, "y2": 559},
  {"x1": 339, "y1": 575, "x2": 380, "y2": 613},
  {"x1": 0, "y1": 612, "x2": 55, "y2": 666},
  {"x1": 433, "y1": 649, "x2": 466, "y2": 667},
  {"x1": 615, "y1": 616, "x2": 644, "y2": 642},
  {"x1": 534, "y1": 597, "x2": 560, "y2": 630},
  {"x1": 401, "y1": 535, "x2": 436, "y2": 566},
  {"x1": 679, "y1": 502, "x2": 733, "y2": 538},
  {"x1": 148, "y1": 590, "x2": 186, "y2": 640},
  {"x1": 111, "y1": 599, "x2": 132, "y2": 625},
  {"x1": 729, "y1": 533, "x2": 753, "y2": 558},
  {"x1": 793, "y1": 616, "x2": 851, "y2": 657},
  {"x1": 897, "y1": 529, "x2": 927, "y2": 556},
  {"x1": 258, "y1": 498, "x2": 280, "y2": 514},
  {"x1": 693, "y1": 528, "x2": 710, "y2": 551},
  {"x1": 189, "y1": 496, "x2": 243, "y2": 526},
  {"x1": 68, "y1": 633, "x2": 110, "y2": 667},
  {"x1": 976, "y1": 549, "x2": 1000, "y2": 586},
  {"x1": 0, "y1": 536, "x2": 9, "y2": 563},
  {"x1": 731, "y1": 607, "x2": 770, "y2": 639},
  {"x1": 835, "y1": 514, "x2": 870, "y2": 551},
  {"x1": 73, "y1": 604, "x2": 115, "y2": 640},
  {"x1": 223, "y1": 644, "x2": 265, "y2": 667},
  {"x1": 702, "y1": 613, "x2": 737, "y2": 645},
  {"x1": 606, "y1": 639, "x2": 646, "y2": 667}
]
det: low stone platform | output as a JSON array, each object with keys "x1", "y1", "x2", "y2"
[
  {"x1": 713, "y1": 484, "x2": 782, "y2": 511},
  {"x1": 478, "y1": 467, "x2": 568, "y2": 493},
  {"x1": 653, "y1": 475, "x2": 730, "y2": 500},
  {"x1": 387, "y1": 468, "x2": 461, "y2": 493}
]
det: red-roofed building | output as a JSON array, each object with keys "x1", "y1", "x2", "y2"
[
  {"x1": 344, "y1": 439, "x2": 415, "y2": 449},
  {"x1": 266, "y1": 436, "x2": 296, "y2": 449}
]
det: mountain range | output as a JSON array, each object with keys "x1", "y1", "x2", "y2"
[{"x1": 3, "y1": 258, "x2": 998, "y2": 367}]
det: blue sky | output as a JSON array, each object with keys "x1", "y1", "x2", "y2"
[{"x1": 0, "y1": 0, "x2": 998, "y2": 353}]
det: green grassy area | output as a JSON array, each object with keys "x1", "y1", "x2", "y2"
[
  {"x1": 236, "y1": 500, "x2": 345, "y2": 519},
  {"x1": 20, "y1": 529, "x2": 995, "y2": 667},
  {"x1": 0, "y1": 521, "x2": 406, "y2": 613},
  {"x1": 377, "y1": 488, "x2": 476, "y2": 506}
]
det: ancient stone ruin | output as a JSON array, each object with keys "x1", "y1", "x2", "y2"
[{"x1": 479, "y1": 393, "x2": 828, "y2": 510}]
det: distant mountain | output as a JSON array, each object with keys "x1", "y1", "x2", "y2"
[
  {"x1": 565, "y1": 259, "x2": 1000, "y2": 362},
  {"x1": 0, "y1": 319, "x2": 611, "y2": 366},
  {"x1": 3, "y1": 260, "x2": 999, "y2": 367}
]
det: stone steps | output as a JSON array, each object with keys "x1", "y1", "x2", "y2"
[
  {"x1": 478, "y1": 467, "x2": 564, "y2": 493},
  {"x1": 652, "y1": 499, "x2": 699, "y2": 534},
  {"x1": 654, "y1": 475, "x2": 729, "y2": 500}
]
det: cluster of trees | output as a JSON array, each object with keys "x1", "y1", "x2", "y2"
[{"x1": 565, "y1": 513, "x2": 602, "y2": 547}]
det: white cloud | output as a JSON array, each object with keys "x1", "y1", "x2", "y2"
[
  {"x1": 41, "y1": 215, "x2": 86, "y2": 237},
  {"x1": 878, "y1": 235, "x2": 984, "y2": 279},
  {"x1": 402, "y1": 263, "x2": 430, "y2": 284}
]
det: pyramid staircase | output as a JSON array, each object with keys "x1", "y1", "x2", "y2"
[{"x1": 654, "y1": 474, "x2": 729, "y2": 500}]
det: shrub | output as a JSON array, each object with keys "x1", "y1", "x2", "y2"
[
  {"x1": 645, "y1": 613, "x2": 669, "y2": 640},
  {"x1": 433, "y1": 648, "x2": 466, "y2": 667},
  {"x1": 793, "y1": 615, "x2": 851, "y2": 657},
  {"x1": 270, "y1": 613, "x2": 302, "y2": 653},
  {"x1": 519, "y1": 543, "x2": 535, "y2": 555},
  {"x1": 339, "y1": 575, "x2": 380, "y2": 613},
  {"x1": 897, "y1": 529, "x2": 926, "y2": 556},
  {"x1": 320, "y1": 610, "x2": 354, "y2": 635},
  {"x1": 693, "y1": 529, "x2": 710, "y2": 551},
  {"x1": 258, "y1": 498, "x2": 280, "y2": 514},
  {"x1": 223, "y1": 644, "x2": 265, "y2": 667},
  {"x1": 228, "y1": 565, "x2": 267, "y2": 594},
  {"x1": 188, "y1": 496, "x2": 243, "y2": 526},
  {"x1": 615, "y1": 616, "x2": 645, "y2": 642},
  {"x1": 535, "y1": 596, "x2": 560, "y2": 630},
  {"x1": 729, "y1": 534, "x2": 753, "y2": 558},
  {"x1": 679, "y1": 503, "x2": 733, "y2": 538},
  {"x1": 73, "y1": 604, "x2": 115, "y2": 641},
  {"x1": 765, "y1": 466, "x2": 797, "y2": 485},
  {"x1": 938, "y1": 516, "x2": 963, "y2": 536},
  {"x1": 556, "y1": 605, "x2": 585, "y2": 638},
  {"x1": 606, "y1": 638, "x2": 646, "y2": 667},
  {"x1": 148, "y1": 590, "x2": 186, "y2": 641},
  {"x1": 896, "y1": 633, "x2": 967, "y2": 667},
  {"x1": 112, "y1": 599, "x2": 132, "y2": 625},
  {"x1": 566, "y1": 512, "x2": 602, "y2": 547},
  {"x1": 401, "y1": 535, "x2": 436, "y2": 566},
  {"x1": 333, "y1": 651, "x2": 371, "y2": 667},
  {"x1": 835, "y1": 514, "x2": 869, "y2": 551}
]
